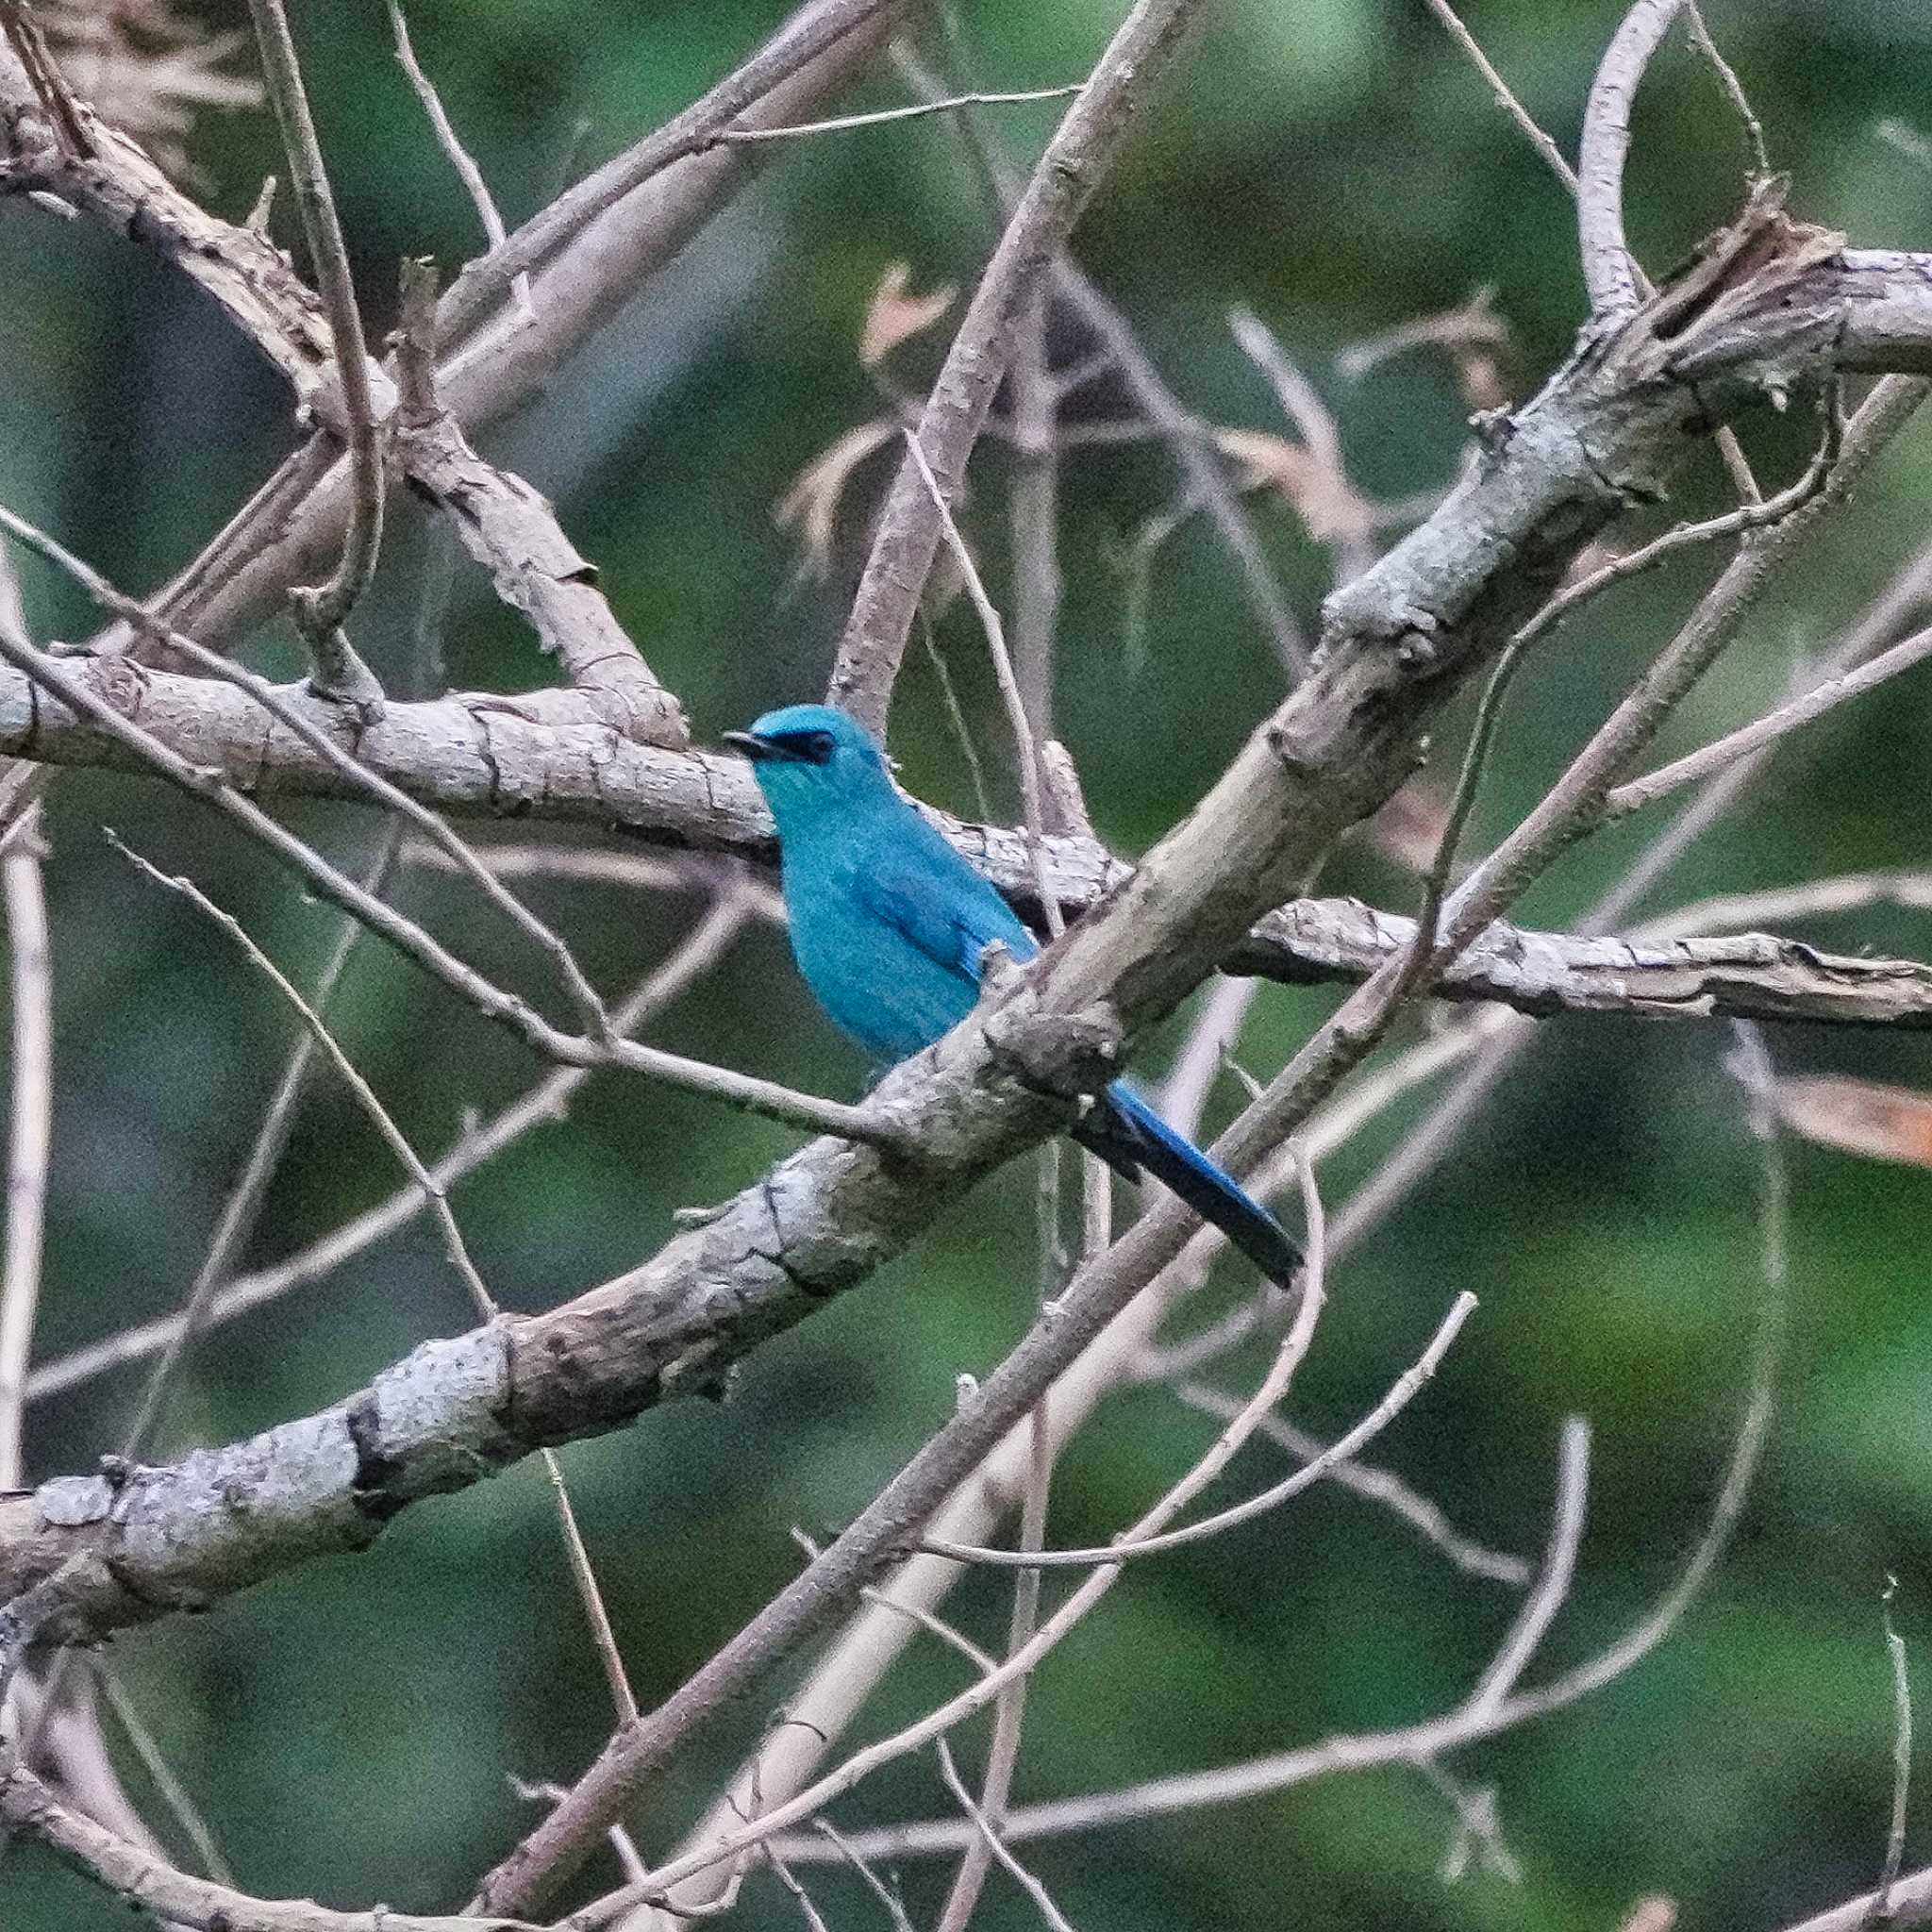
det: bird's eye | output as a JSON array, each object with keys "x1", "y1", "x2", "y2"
[{"x1": 805, "y1": 730, "x2": 836, "y2": 763}]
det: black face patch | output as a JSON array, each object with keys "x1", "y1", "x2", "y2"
[{"x1": 768, "y1": 728, "x2": 837, "y2": 765}]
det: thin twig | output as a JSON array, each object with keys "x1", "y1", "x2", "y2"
[
  {"x1": 715, "y1": 85, "x2": 1085, "y2": 142},
  {"x1": 1322, "y1": 480, "x2": 1932, "y2": 1279},
  {"x1": 571, "y1": 1157, "x2": 1335, "y2": 1918},
  {"x1": 1170, "y1": 1383, "x2": 1531, "y2": 1586},
  {"x1": 902, "y1": 431, "x2": 1060, "y2": 938},
  {"x1": 95, "y1": 1666, "x2": 235, "y2": 1888},
  {"x1": 243, "y1": 0, "x2": 387, "y2": 691},
  {"x1": 1427, "y1": 379, "x2": 1911, "y2": 972},
  {"x1": 1606, "y1": 617, "x2": 1932, "y2": 819},
  {"x1": 109, "y1": 835, "x2": 641, "y2": 1729},
  {"x1": 25, "y1": 891, "x2": 757, "y2": 1405},
  {"x1": 0, "y1": 800, "x2": 49, "y2": 1492},
  {"x1": 919, "y1": 1290, "x2": 1474, "y2": 1570},
  {"x1": 116, "y1": 824, "x2": 403, "y2": 1459},
  {"x1": 788, "y1": 1527, "x2": 1000, "y2": 1680},
  {"x1": 1008, "y1": 279, "x2": 1061, "y2": 748},
  {"x1": 809, "y1": 1820, "x2": 915, "y2": 1930},
  {"x1": 1879, "y1": 1576, "x2": 1913, "y2": 1919},
  {"x1": 1459, "y1": 1420, "x2": 1591, "y2": 1721},
  {"x1": 1684, "y1": 2, "x2": 1769, "y2": 176},
  {"x1": 1575, "y1": 0, "x2": 1687, "y2": 318},
  {"x1": 388, "y1": 3, "x2": 532, "y2": 320},
  {"x1": 935, "y1": 1740, "x2": 1078, "y2": 1932},
  {"x1": 829, "y1": 0, "x2": 1216, "y2": 730},
  {"x1": 433, "y1": 0, "x2": 909, "y2": 346},
  {"x1": 1419, "y1": 0, "x2": 1577, "y2": 192}
]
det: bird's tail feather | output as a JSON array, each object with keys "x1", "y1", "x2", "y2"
[{"x1": 1074, "y1": 1081, "x2": 1302, "y2": 1286}]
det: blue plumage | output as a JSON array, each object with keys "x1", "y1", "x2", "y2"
[{"x1": 725, "y1": 704, "x2": 1300, "y2": 1284}]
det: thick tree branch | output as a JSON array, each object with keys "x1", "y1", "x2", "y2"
[
  {"x1": 2, "y1": 187, "x2": 1925, "y2": 1896},
  {"x1": 0, "y1": 653, "x2": 1916, "y2": 1027},
  {"x1": 0, "y1": 12, "x2": 706, "y2": 747},
  {"x1": 75, "y1": 0, "x2": 910, "y2": 677}
]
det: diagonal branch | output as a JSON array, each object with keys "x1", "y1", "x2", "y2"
[
  {"x1": 0, "y1": 1757, "x2": 545, "y2": 1932},
  {"x1": 827, "y1": 0, "x2": 1218, "y2": 731},
  {"x1": 0, "y1": 185, "x2": 1922, "y2": 1907},
  {"x1": 242, "y1": 0, "x2": 383, "y2": 680}
]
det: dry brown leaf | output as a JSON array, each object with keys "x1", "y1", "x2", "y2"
[
  {"x1": 1616, "y1": 1899, "x2": 1677, "y2": 1932},
  {"x1": 1457, "y1": 350, "x2": 1510, "y2": 414},
  {"x1": 41, "y1": 0, "x2": 260, "y2": 180},
  {"x1": 1361, "y1": 779, "x2": 1455, "y2": 875},
  {"x1": 773, "y1": 418, "x2": 896, "y2": 582},
  {"x1": 1214, "y1": 426, "x2": 1374, "y2": 549},
  {"x1": 859, "y1": 262, "x2": 956, "y2": 369},
  {"x1": 1337, "y1": 286, "x2": 1512, "y2": 380},
  {"x1": 1774, "y1": 1075, "x2": 1932, "y2": 1169}
]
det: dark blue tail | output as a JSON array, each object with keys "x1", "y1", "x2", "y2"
[{"x1": 1073, "y1": 1081, "x2": 1301, "y2": 1286}]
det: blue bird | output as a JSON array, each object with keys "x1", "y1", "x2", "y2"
[{"x1": 724, "y1": 704, "x2": 1300, "y2": 1285}]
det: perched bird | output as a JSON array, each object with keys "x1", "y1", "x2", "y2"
[{"x1": 724, "y1": 704, "x2": 1300, "y2": 1284}]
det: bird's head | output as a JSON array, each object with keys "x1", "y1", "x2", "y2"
[{"x1": 724, "y1": 704, "x2": 894, "y2": 835}]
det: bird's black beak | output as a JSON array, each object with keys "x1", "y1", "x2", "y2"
[{"x1": 722, "y1": 730, "x2": 804, "y2": 763}]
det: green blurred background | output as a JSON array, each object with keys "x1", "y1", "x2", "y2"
[{"x1": 8, "y1": 1, "x2": 1932, "y2": 1925}]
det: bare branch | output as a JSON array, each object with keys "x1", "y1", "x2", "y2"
[
  {"x1": 1576, "y1": 0, "x2": 1687, "y2": 317},
  {"x1": 242, "y1": 0, "x2": 385, "y2": 688},
  {"x1": 1684, "y1": 2, "x2": 1769, "y2": 178},
  {"x1": 1170, "y1": 1383, "x2": 1532, "y2": 1586},
  {"x1": 0, "y1": 802, "x2": 48, "y2": 1492},
  {"x1": 1, "y1": 1757, "x2": 545, "y2": 1931},
  {"x1": 902, "y1": 430, "x2": 1060, "y2": 935},
  {"x1": 935, "y1": 1739, "x2": 1078, "y2": 1932},
  {"x1": 891, "y1": 40, "x2": 1309, "y2": 675},
  {"x1": 25, "y1": 890, "x2": 756, "y2": 1407},
  {"x1": 1459, "y1": 1419, "x2": 1591, "y2": 1721},
  {"x1": 385, "y1": 274, "x2": 687, "y2": 745},
  {"x1": 387, "y1": 3, "x2": 528, "y2": 318},
  {"x1": 717, "y1": 85, "x2": 1086, "y2": 143},
  {"x1": 433, "y1": 0, "x2": 910, "y2": 344},
  {"x1": 1419, "y1": 0, "x2": 1577, "y2": 192},
  {"x1": 1606, "y1": 618, "x2": 1932, "y2": 818},
  {"x1": 828, "y1": 0, "x2": 1216, "y2": 730},
  {"x1": 108, "y1": 833, "x2": 640, "y2": 1725},
  {"x1": 117, "y1": 826, "x2": 402, "y2": 1459},
  {"x1": 919, "y1": 1290, "x2": 1475, "y2": 1571},
  {"x1": 95, "y1": 1666, "x2": 234, "y2": 1888},
  {"x1": 0, "y1": 622, "x2": 889, "y2": 1145},
  {"x1": 0, "y1": 498, "x2": 619, "y2": 1037}
]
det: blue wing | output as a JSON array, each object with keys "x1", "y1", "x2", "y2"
[{"x1": 840, "y1": 849, "x2": 1038, "y2": 1063}]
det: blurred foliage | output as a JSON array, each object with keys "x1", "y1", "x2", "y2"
[{"x1": 7, "y1": 1, "x2": 1932, "y2": 1928}]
